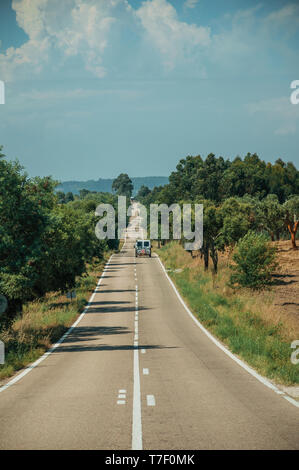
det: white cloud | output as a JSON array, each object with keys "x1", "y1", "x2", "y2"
[
  {"x1": 0, "y1": 0, "x2": 129, "y2": 81},
  {"x1": 209, "y1": 4, "x2": 299, "y2": 73},
  {"x1": 135, "y1": 0, "x2": 210, "y2": 70},
  {"x1": 247, "y1": 96, "x2": 299, "y2": 136},
  {"x1": 0, "y1": 0, "x2": 298, "y2": 82}
]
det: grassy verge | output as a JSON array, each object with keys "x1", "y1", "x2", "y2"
[
  {"x1": 156, "y1": 242, "x2": 299, "y2": 385},
  {"x1": 0, "y1": 254, "x2": 111, "y2": 382}
]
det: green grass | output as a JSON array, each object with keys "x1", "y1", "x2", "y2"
[
  {"x1": 157, "y1": 242, "x2": 299, "y2": 385},
  {"x1": 0, "y1": 256, "x2": 110, "y2": 382}
]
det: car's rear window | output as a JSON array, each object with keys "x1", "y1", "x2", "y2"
[
  {"x1": 144, "y1": 241, "x2": 150, "y2": 247},
  {"x1": 137, "y1": 241, "x2": 143, "y2": 247}
]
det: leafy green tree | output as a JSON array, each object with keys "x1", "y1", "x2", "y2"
[
  {"x1": 194, "y1": 199, "x2": 223, "y2": 273},
  {"x1": 221, "y1": 153, "x2": 268, "y2": 200},
  {"x1": 256, "y1": 194, "x2": 285, "y2": 241},
  {"x1": 218, "y1": 197, "x2": 255, "y2": 249},
  {"x1": 194, "y1": 153, "x2": 230, "y2": 202},
  {"x1": 266, "y1": 159, "x2": 299, "y2": 203},
  {"x1": 168, "y1": 155, "x2": 204, "y2": 201},
  {"x1": 136, "y1": 185, "x2": 151, "y2": 201},
  {"x1": 229, "y1": 232, "x2": 278, "y2": 289},
  {"x1": 79, "y1": 189, "x2": 91, "y2": 199},
  {"x1": 0, "y1": 152, "x2": 57, "y2": 317},
  {"x1": 112, "y1": 173, "x2": 133, "y2": 199},
  {"x1": 65, "y1": 191, "x2": 74, "y2": 203},
  {"x1": 56, "y1": 191, "x2": 66, "y2": 204}
]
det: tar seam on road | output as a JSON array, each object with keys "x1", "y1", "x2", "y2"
[
  {"x1": 0, "y1": 255, "x2": 114, "y2": 394},
  {"x1": 156, "y1": 255, "x2": 299, "y2": 409}
]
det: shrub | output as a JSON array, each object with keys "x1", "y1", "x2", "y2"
[{"x1": 229, "y1": 231, "x2": 277, "y2": 289}]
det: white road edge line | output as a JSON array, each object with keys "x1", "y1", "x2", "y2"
[
  {"x1": 0, "y1": 255, "x2": 114, "y2": 394},
  {"x1": 157, "y1": 256, "x2": 299, "y2": 409}
]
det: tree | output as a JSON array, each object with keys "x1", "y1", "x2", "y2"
[
  {"x1": 0, "y1": 155, "x2": 57, "y2": 317},
  {"x1": 221, "y1": 153, "x2": 268, "y2": 200},
  {"x1": 229, "y1": 232, "x2": 278, "y2": 289},
  {"x1": 79, "y1": 189, "x2": 90, "y2": 199},
  {"x1": 196, "y1": 199, "x2": 223, "y2": 273},
  {"x1": 218, "y1": 197, "x2": 255, "y2": 249},
  {"x1": 194, "y1": 153, "x2": 230, "y2": 202},
  {"x1": 283, "y1": 196, "x2": 299, "y2": 249},
  {"x1": 56, "y1": 191, "x2": 66, "y2": 204},
  {"x1": 168, "y1": 155, "x2": 204, "y2": 201},
  {"x1": 136, "y1": 185, "x2": 151, "y2": 201},
  {"x1": 256, "y1": 194, "x2": 285, "y2": 241},
  {"x1": 112, "y1": 173, "x2": 133, "y2": 199},
  {"x1": 65, "y1": 191, "x2": 74, "y2": 203}
]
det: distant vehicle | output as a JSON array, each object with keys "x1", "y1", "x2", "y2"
[{"x1": 135, "y1": 239, "x2": 151, "y2": 257}]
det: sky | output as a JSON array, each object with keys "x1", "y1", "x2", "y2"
[{"x1": 0, "y1": 0, "x2": 298, "y2": 181}]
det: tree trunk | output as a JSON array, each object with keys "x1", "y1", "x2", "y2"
[
  {"x1": 287, "y1": 221, "x2": 298, "y2": 250},
  {"x1": 202, "y1": 241, "x2": 209, "y2": 270},
  {"x1": 210, "y1": 240, "x2": 218, "y2": 274}
]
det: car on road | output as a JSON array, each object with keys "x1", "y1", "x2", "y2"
[{"x1": 135, "y1": 239, "x2": 151, "y2": 257}]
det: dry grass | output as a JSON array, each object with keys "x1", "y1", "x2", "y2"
[
  {"x1": 158, "y1": 241, "x2": 299, "y2": 341},
  {"x1": 0, "y1": 257, "x2": 109, "y2": 383},
  {"x1": 155, "y1": 241, "x2": 299, "y2": 385}
]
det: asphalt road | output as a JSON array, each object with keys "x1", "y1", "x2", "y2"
[{"x1": 0, "y1": 229, "x2": 298, "y2": 448}]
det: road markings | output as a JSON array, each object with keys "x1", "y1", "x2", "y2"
[
  {"x1": 132, "y1": 330, "x2": 142, "y2": 449},
  {"x1": 119, "y1": 389, "x2": 126, "y2": 394},
  {"x1": 118, "y1": 393, "x2": 126, "y2": 399},
  {"x1": 132, "y1": 260, "x2": 142, "y2": 449},
  {"x1": 117, "y1": 400, "x2": 126, "y2": 405},
  {"x1": 143, "y1": 368, "x2": 149, "y2": 375},
  {"x1": 147, "y1": 395, "x2": 155, "y2": 406},
  {"x1": 141, "y1": 349, "x2": 146, "y2": 354},
  {"x1": 157, "y1": 255, "x2": 299, "y2": 409},
  {"x1": 0, "y1": 255, "x2": 114, "y2": 395}
]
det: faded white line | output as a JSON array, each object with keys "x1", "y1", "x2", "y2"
[
  {"x1": 117, "y1": 400, "x2": 126, "y2": 405},
  {"x1": 141, "y1": 349, "x2": 146, "y2": 354},
  {"x1": 0, "y1": 255, "x2": 114, "y2": 394},
  {"x1": 143, "y1": 368, "x2": 149, "y2": 375}
]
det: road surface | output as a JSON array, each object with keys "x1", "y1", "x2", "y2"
[{"x1": 0, "y1": 216, "x2": 298, "y2": 449}]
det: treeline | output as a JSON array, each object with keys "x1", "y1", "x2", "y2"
[
  {"x1": 136, "y1": 153, "x2": 299, "y2": 280},
  {"x1": 138, "y1": 153, "x2": 299, "y2": 204},
  {"x1": 0, "y1": 147, "x2": 119, "y2": 320}
]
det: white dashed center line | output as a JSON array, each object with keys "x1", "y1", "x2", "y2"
[{"x1": 147, "y1": 395, "x2": 156, "y2": 406}]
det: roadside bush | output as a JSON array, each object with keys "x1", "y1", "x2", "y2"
[{"x1": 229, "y1": 231, "x2": 278, "y2": 289}]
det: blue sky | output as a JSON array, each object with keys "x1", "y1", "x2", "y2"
[{"x1": 0, "y1": 0, "x2": 298, "y2": 181}]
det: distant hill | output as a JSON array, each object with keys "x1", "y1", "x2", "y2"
[{"x1": 56, "y1": 176, "x2": 169, "y2": 196}]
